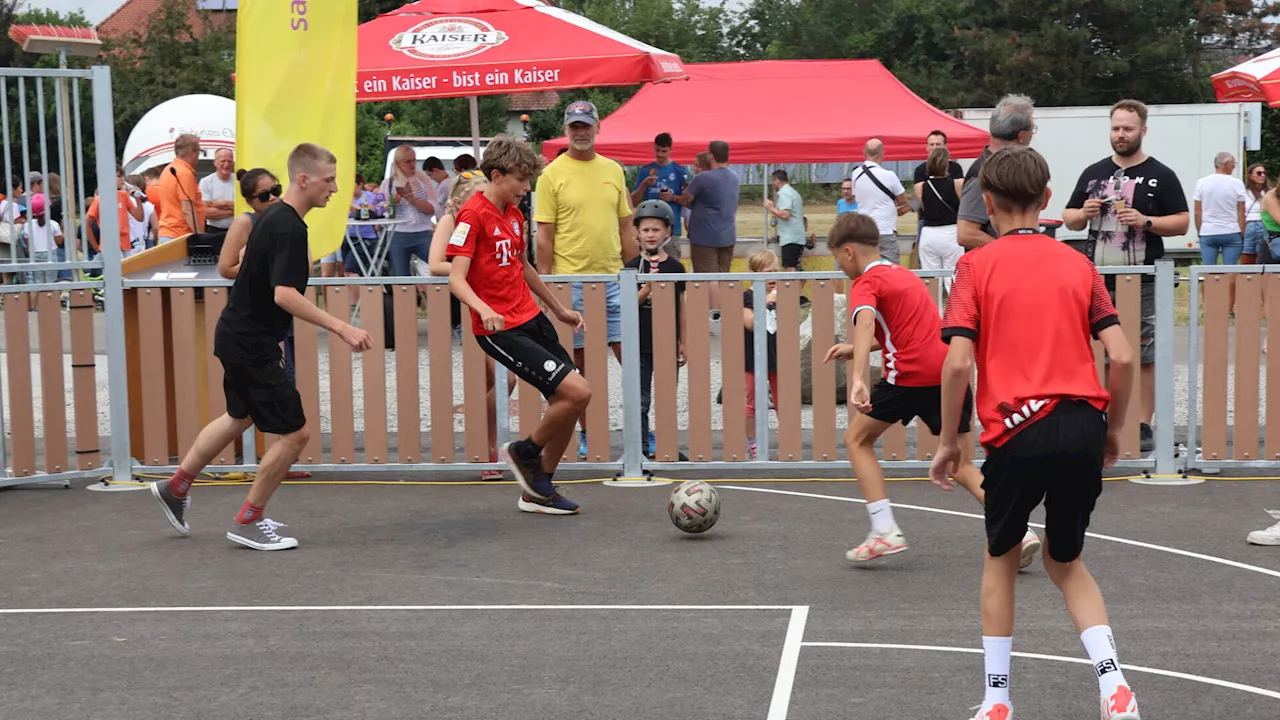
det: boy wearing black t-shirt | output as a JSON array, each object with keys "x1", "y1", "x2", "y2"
[
  {"x1": 934, "y1": 146, "x2": 1140, "y2": 720},
  {"x1": 624, "y1": 200, "x2": 686, "y2": 458},
  {"x1": 149, "y1": 144, "x2": 373, "y2": 552}
]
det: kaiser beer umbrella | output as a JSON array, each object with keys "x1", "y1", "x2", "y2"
[
  {"x1": 1212, "y1": 47, "x2": 1280, "y2": 107},
  {"x1": 358, "y1": 0, "x2": 687, "y2": 155}
]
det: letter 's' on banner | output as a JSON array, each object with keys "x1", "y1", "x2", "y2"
[{"x1": 235, "y1": 0, "x2": 355, "y2": 258}]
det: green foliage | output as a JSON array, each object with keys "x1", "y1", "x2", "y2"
[{"x1": 102, "y1": 1, "x2": 235, "y2": 149}]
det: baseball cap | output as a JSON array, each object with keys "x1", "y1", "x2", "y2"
[
  {"x1": 563, "y1": 100, "x2": 599, "y2": 127},
  {"x1": 29, "y1": 192, "x2": 45, "y2": 216},
  {"x1": 27, "y1": 171, "x2": 43, "y2": 187}
]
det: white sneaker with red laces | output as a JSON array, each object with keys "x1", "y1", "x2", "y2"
[
  {"x1": 968, "y1": 702, "x2": 1011, "y2": 720},
  {"x1": 846, "y1": 525, "x2": 908, "y2": 562},
  {"x1": 1100, "y1": 685, "x2": 1140, "y2": 720}
]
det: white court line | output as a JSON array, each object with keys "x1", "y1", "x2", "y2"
[
  {"x1": 0, "y1": 604, "x2": 801, "y2": 615},
  {"x1": 801, "y1": 642, "x2": 1280, "y2": 702},
  {"x1": 767, "y1": 606, "x2": 809, "y2": 720},
  {"x1": 720, "y1": 485, "x2": 1280, "y2": 580}
]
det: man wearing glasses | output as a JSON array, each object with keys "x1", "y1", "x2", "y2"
[{"x1": 956, "y1": 94, "x2": 1038, "y2": 251}]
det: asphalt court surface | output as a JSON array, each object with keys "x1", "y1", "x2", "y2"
[{"x1": 2, "y1": 477, "x2": 1278, "y2": 719}]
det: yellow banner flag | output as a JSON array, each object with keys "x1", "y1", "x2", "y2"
[{"x1": 235, "y1": 0, "x2": 355, "y2": 258}]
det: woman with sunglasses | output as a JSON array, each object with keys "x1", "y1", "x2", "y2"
[
  {"x1": 218, "y1": 168, "x2": 282, "y2": 280},
  {"x1": 381, "y1": 144, "x2": 435, "y2": 277},
  {"x1": 1243, "y1": 163, "x2": 1270, "y2": 266}
]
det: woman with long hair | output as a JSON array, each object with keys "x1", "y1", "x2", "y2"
[
  {"x1": 915, "y1": 146, "x2": 965, "y2": 293},
  {"x1": 427, "y1": 170, "x2": 516, "y2": 480},
  {"x1": 382, "y1": 144, "x2": 435, "y2": 277},
  {"x1": 1243, "y1": 163, "x2": 1269, "y2": 265},
  {"x1": 218, "y1": 168, "x2": 282, "y2": 280}
]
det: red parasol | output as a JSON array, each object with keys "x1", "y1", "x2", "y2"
[
  {"x1": 357, "y1": 0, "x2": 686, "y2": 103},
  {"x1": 1212, "y1": 47, "x2": 1280, "y2": 108}
]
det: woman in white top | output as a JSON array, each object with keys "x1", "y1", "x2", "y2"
[
  {"x1": 381, "y1": 144, "x2": 435, "y2": 277},
  {"x1": 1243, "y1": 163, "x2": 1268, "y2": 265},
  {"x1": 914, "y1": 147, "x2": 965, "y2": 294},
  {"x1": 22, "y1": 193, "x2": 61, "y2": 285}
]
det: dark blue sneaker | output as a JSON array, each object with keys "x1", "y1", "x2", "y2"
[
  {"x1": 517, "y1": 490, "x2": 580, "y2": 515},
  {"x1": 502, "y1": 441, "x2": 554, "y2": 498}
]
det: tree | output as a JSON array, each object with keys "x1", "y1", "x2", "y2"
[{"x1": 100, "y1": 1, "x2": 235, "y2": 149}]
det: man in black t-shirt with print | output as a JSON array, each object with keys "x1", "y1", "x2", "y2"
[
  {"x1": 149, "y1": 143, "x2": 373, "y2": 552},
  {"x1": 1064, "y1": 99, "x2": 1189, "y2": 453}
]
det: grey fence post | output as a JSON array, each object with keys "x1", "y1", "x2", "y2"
[
  {"x1": 752, "y1": 279, "x2": 771, "y2": 458},
  {"x1": 1186, "y1": 266, "x2": 1202, "y2": 471},
  {"x1": 1153, "y1": 259, "x2": 1176, "y2": 477},
  {"x1": 618, "y1": 269, "x2": 645, "y2": 478},
  {"x1": 91, "y1": 65, "x2": 134, "y2": 484}
]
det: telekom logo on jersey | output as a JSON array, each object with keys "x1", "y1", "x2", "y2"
[{"x1": 495, "y1": 237, "x2": 515, "y2": 267}]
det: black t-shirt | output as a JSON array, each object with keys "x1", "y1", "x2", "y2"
[
  {"x1": 919, "y1": 177, "x2": 960, "y2": 227},
  {"x1": 742, "y1": 289, "x2": 778, "y2": 373},
  {"x1": 214, "y1": 202, "x2": 311, "y2": 364},
  {"x1": 626, "y1": 254, "x2": 684, "y2": 354},
  {"x1": 1065, "y1": 156, "x2": 1187, "y2": 281},
  {"x1": 913, "y1": 160, "x2": 964, "y2": 184}
]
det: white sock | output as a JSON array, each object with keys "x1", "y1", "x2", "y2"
[
  {"x1": 1081, "y1": 625, "x2": 1128, "y2": 698},
  {"x1": 982, "y1": 636, "x2": 1012, "y2": 708},
  {"x1": 866, "y1": 499, "x2": 895, "y2": 533}
]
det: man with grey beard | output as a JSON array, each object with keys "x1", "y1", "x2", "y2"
[{"x1": 956, "y1": 94, "x2": 1038, "y2": 250}]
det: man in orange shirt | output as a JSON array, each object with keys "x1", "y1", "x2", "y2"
[
  {"x1": 86, "y1": 165, "x2": 145, "y2": 258},
  {"x1": 157, "y1": 133, "x2": 205, "y2": 242}
]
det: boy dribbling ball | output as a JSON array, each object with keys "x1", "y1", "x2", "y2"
[
  {"x1": 624, "y1": 199, "x2": 687, "y2": 458},
  {"x1": 445, "y1": 136, "x2": 590, "y2": 515},
  {"x1": 932, "y1": 145, "x2": 1140, "y2": 720},
  {"x1": 825, "y1": 211, "x2": 1040, "y2": 565}
]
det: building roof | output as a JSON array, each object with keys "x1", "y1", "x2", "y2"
[
  {"x1": 97, "y1": 0, "x2": 234, "y2": 39},
  {"x1": 507, "y1": 91, "x2": 560, "y2": 111}
]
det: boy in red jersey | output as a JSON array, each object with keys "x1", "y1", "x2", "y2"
[
  {"x1": 825, "y1": 212, "x2": 1040, "y2": 565},
  {"x1": 931, "y1": 146, "x2": 1140, "y2": 720},
  {"x1": 446, "y1": 136, "x2": 590, "y2": 515}
]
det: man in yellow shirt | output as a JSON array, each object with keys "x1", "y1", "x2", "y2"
[{"x1": 535, "y1": 101, "x2": 639, "y2": 456}]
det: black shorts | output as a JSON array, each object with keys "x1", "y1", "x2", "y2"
[
  {"x1": 865, "y1": 379, "x2": 972, "y2": 435},
  {"x1": 780, "y1": 243, "x2": 804, "y2": 269},
  {"x1": 981, "y1": 400, "x2": 1106, "y2": 563},
  {"x1": 221, "y1": 358, "x2": 306, "y2": 436},
  {"x1": 476, "y1": 313, "x2": 577, "y2": 400}
]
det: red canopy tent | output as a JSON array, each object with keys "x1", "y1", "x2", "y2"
[
  {"x1": 357, "y1": 0, "x2": 686, "y2": 103},
  {"x1": 540, "y1": 60, "x2": 989, "y2": 163}
]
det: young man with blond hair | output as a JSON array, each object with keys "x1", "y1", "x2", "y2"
[{"x1": 150, "y1": 143, "x2": 373, "y2": 551}]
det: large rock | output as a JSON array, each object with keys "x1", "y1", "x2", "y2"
[{"x1": 798, "y1": 292, "x2": 880, "y2": 405}]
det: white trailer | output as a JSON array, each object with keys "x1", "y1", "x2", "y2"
[{"x1": 956, "y1": 102, "x2": 1261, "y2": 254}]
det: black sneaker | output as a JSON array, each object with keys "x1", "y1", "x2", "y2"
[
  {"x1": 502, "y1": 441, "x2": 554, "y2": 498},
  {"x1": 1140, "y1": 423, "x2": 1154, "y2": 453},
  {"x1": 150, "y1": 481, "x2": 190, "y2": 535},
  {"x1": 517, "y1": 490, "x2": 581, "y2": 515}
]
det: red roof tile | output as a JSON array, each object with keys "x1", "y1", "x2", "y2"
[{"x1": 97, "y1": 0, "x2": 234, "y2": 39}]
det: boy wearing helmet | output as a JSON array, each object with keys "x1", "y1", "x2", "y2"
[{"x1": 624, "y1": 199, "x2": 686, "y2": 458}]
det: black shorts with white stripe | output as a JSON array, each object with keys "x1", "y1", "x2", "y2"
[{"x1": 476, "y1": 313, "x2": 577, "y2": 400}]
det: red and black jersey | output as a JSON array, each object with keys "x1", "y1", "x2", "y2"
[
  {"x1": 847, "y1": 260, "x2": 947, "y2": 387},
  {"x1": 941, "y1": 232, "x2": 1119, "y2": 447},
  {"x1": 445, "y1": 192, "x2": 541, "y2": 336}
]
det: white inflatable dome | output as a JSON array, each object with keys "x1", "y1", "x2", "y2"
[{"x1": 122, "y1": 94, "x2": 235, "y2": 176}]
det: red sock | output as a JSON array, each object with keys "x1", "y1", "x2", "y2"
[
  {"x1": 168, "y1": 468, "x2": 196, "y2": 498},
  {"x1": 235, "y1": 499, "x2": 265, "y2": 525}
]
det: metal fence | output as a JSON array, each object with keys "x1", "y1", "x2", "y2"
[{"x1": 0, "y1": 65, "x2": 128, "y2": 488}]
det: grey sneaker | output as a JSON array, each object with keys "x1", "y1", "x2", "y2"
[
  {"x1": 226, "y1": 518, "x2": 298, "y2": 551},
  {"x1": 150, "y1": 481, "x2": 190, "y2": 535}
]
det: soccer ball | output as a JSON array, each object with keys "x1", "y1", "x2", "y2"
[{"x1": 668, "y1": 480, "x2": 721, "y2": 534}]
